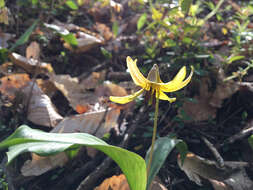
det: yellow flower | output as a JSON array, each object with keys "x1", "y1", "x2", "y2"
[{"x1": 109, "y1": 56, "x2": 194, "y2": 104}]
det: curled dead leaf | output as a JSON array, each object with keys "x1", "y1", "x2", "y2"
[
  {"x1": 178, "y1": 152, "x2": 253, "y2": 190},
  {"x1": 9, "y1": 52, "x2": 54, "y2": 74},
  {"x1": 64, "y1": 32, "x2": 104, "y2": 53},
  {"x1": 22, "y1": 82, "x2": 63, "y2": 127},
  {"x1": 51, "y1": 108, "x2": 120, "y2": 138},
  {"x1": 50, "y1": 74, "x2": 96, "y2": 111}
]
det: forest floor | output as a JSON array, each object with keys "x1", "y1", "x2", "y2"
[{"x1": 1, "y1": 0, "x2": 253, "y2": 190}]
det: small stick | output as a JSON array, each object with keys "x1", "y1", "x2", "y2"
[{"x1": 201, "y1": 136, "x2": 224, "y2": 168}]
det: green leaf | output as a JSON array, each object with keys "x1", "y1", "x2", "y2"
[
  {"x1": 227, "y1": 55, "x2": 245, "y2": 64},
  {"x1": 10, "y1": 19, "x2": 39, "y2": 51},
  {"x1": 248, "y1": 135, "x2": 253, "y2": 150},
  {"x1": 181, "y1": 0, "x2": 193, "y2": 15},
  {"x1": 100, "y1": 47, "x2": 112, "y2": 59},
  {"x1": 31, "y1": 0, "x2": 38, "y2": 5},
  {"x1": 0, "y1": 125, "x2": 147, "y2": 190},
  {"x1": 112, "y1": 21, "x2": 119, "y2": 37},
  {"x1": 145, "y1": 136, "x2": 187, "y2": 188},
  {"x1": 0, "y1": 0, "x2": 5, "y2": 8},
  {"x1": 0, "y1": 48, "x2": 8, "y2": 63},
  {"x1": 61, "y1": 33, "x2": 78, "y2": 46},
  {"x1": 65, "y1": 0, "x2": 78, "y2": 10},
  {"x1": 137, "y1": 13, "x2": 147, "y2": 31}
]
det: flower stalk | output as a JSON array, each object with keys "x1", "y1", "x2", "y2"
[{"x1": 146, "y1": 96, "x2": 159, "y2": 178}]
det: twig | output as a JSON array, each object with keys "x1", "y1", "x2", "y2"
[
  {"x1": 201, "y1": 136, "x2": 224, "y2": 168},
  {"x1": 218, "y1": 119, "x2": 253, "y2": 148},
  {"x1": 51, "y1": 152, "x2": 105, "y2": 190},
  {"x1": 76, "y1": 156, "x2": 112, "y2": 190}
]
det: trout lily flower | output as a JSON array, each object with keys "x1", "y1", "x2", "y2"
[{"x1": 109, "y1": 56, "x2": 194, "y2": 104}]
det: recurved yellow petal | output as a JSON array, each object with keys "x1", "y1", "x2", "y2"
[
  {"x1": 157, "y1": 90, "x2": 176, "y2": 103},
  {"x1": 160, "y1": 66, "x2": 194, "y2": 92},
  {"x1": 127, "y1": 56, "x2": 149, "y2": 89},
  {"x1": 109, "y1": 89, "x2": 144, "y2": 104}
]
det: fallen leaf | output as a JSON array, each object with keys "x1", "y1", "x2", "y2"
[
  {"x1": 36, "y1": 79, "x2": 58, "y2": 98},
  {"x1": 209, "y1": 69, "x2": 239, "y2": 108},
  {"x1": 181, "y1": 78, "x2": 216, "y2": 122},
  {"x1": 22, "y1": 82, "x2": 63, "y2": 127},
  {"x1": 75, "y1": 104, "x2": 90, "y2": 114},
  {"x1": 0, "y1": 73, "x2": 31, "y2": 100},
  {"x1": 26, "y1": 41, "x2": 40, "y2": 60},
  {"x1": 9, "y1": 52, "x2": 54, "y2": 74},
  {"x1": 94, "y1": 22, "x2": 113, "y2": 41},
  {"x1": 88, "y1": 2, "x2": 111, "y2": 23},
  {"x1": 178, "y1": 152, "x2": 253, "y2": 190},
  {"x1": 50, "y1": 74, "x2": 96, "y2": 111},
  {"x1": 95, "y1": 82, "x2": 128, "y2": 98},
  {"x1": 51, "y1": 74, "x2": 125, "y2": 112},
  {"x1": 81, "y1": 71, "x2": 106, "y2": 90},
  {"x1": 51, "y1": 108, "x2": 120, "y2": 138},
  {"x1": 64, "y1": 31, "x2": 104, "y2": 53},
  {"x1": 0, "y1": 32, "x2": 14, "y2": 48},
  {"x1": 95, "y1": 174, "x2": 167, "y2": 190},
  {"x1": 21, "y1": 152, "x2": 68, "y2": 176},
  {"x1": 181, "y1": 69, "x2": 239, "y2": 121}
]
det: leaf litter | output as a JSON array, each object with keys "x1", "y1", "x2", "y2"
[{"x1": 1, "y1": 1, "x2": 253, "y2": 189}]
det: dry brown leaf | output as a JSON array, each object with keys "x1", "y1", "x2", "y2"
[
  {"x1": 181, "y1": 70, "x2": 239, "y2": 121},
  {"x1": 26, "y1": 41, "x2": 40, "y2": 60},
  {"x1": 94, "y1": 22, "x2": 113, "y2": 41},
  {"x1": 50, "y1": 74, "x2": 96, "y2": 111},
  {"x1": 178, "y1": 152, "x2": 253, "y2": 190},
  {"x1": 0, "y1": 32, "x2": 14, "y2": 48},
  {"x1": 75, "y1": 104, "x2": 91, "y2": 114},
  {"x1": 22, "y1": 82, "x2": 63, "y2": 127},
  {"x1": 64, "y1": 32, "x2": 104, "y2": 53},
  {"x1": 181, "y1": 78, "x2": 216, "y2": 122},
  {"x1": 9, "y1": 52, "x2": 54, "y2": 74},
  {"x1": 81, "y1": 71, "x2": 106, "y2": 90},
  {"x1": 51, "y1": 108, "x2": 120, "y2": 138},
  {"x1": 51, "y1": 74, "x2": 126, "y2": 112},
  {"x1": 95, "y1": 174, "x2": 167, "y2": 190},
  {"x1": 36, "y1": 79, "x2": 57, "y2": 98},
  {"x1": 95, "y1": 83, "x2": 128, "y2": 98},
  {"x1": 209, "y1": 69, "x2": 239, "y2": 108},
  {"x1": 88, "y1": 2, "x2": 111, "y2": 23},
  {"x1": 21, "y1": 153, "x2": 68, "y2": 176},
  {"x1": 0, "y1": 62, "x2": 15, "y2": 75},
  {"x1": 0, "y1": 73, "x2": 31, "y2": 100}
]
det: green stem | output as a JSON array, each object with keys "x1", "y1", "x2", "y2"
[
  {"x1": 203, "y1": 0, "x2": 225, "y2": 23},
  {"x1": 146, "y1": 96, "x2": 159, "y2": 187}
]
